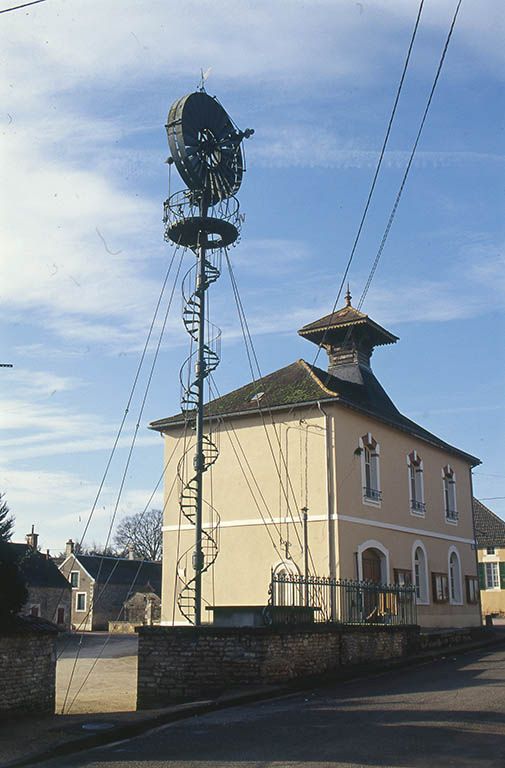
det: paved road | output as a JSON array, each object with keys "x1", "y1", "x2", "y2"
[
  {"x1": 57, "y1": 632, "x2": 138, "y2": 660},
  {"x1": 42, "y1": 645, "x2": 505, "y2": 768}
]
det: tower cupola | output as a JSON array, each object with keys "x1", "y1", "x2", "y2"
[{"x1": 298, "y1": 289, "x2": 398, "y2": 383}]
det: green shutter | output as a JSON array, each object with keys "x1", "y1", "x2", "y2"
[
  {"x1": 478, "y1": 563, "x2": 485, "y2": 590},
  {"x1": 499, "y1": 562, "x2": 505, "y2": 590}
]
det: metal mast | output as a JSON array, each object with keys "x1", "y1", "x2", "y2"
[{"x1": 164, "y1": 90, "x2": 253, "y2": 625}]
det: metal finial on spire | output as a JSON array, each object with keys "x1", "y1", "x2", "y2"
[{"x1": 345, "y1": 284, "x2": 352, "y2": 307}]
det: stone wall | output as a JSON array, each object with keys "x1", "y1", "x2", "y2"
[
  {"x1": 0, "y1": 620, "x2": 57, "y2": 714},
  {"x1": 137, "y1": 624, "x2": 416, "y2": 709}
]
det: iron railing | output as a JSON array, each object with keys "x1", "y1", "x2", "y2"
[
  {"x1": 269, "y1": 572, "x2": 417, "y2": 626},
  {"x1": 363, "y1": 486, "x2": 382, "y2": 502},
  {"x1": 410, "y1": 499, "x2": 426, "y2": 514}
]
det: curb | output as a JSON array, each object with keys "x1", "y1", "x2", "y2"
[{"x1": 4, "y1": 631, "x2": 505, "y2": 768}]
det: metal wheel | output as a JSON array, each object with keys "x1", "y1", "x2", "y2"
[{"x1": 166, "y1": 91, "x2": 245, "y2": 205}]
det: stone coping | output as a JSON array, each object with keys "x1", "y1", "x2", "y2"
[{"x1": 137, "y1": 622, "x2": 420, "y2": 636}]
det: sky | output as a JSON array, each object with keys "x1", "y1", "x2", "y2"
[{"x1": 0, "y1": 0, "x2": 504, "y2": 554}]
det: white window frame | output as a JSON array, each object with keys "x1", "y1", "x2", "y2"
[
  {"x1": 407, "y1": 450, "x2": 425, "y2": 517},
  {"x1": 411, "y1": 540, "x2": 430, "y2": 605},
  {"x1": 360, "y1": 433, "x2": 381, "y2": 507},
  {"x1": 70, "y1": 570, "x2": 80, "y2": 588},
  {"x1": 485, "y1": 562, "x2": 500, "y2": 590},
  {"x1": 448, "y1": 546, "x2": 463, "y2": 605},
  {"x1": 76, "y1": 592, "x2": 87, "y2": 612},
  {"x1": 272, "y1": 560, "x2": 302, "y2": 606},
  {"x1": 442, "y1": 465, "x2": 458, "y2": 524}
]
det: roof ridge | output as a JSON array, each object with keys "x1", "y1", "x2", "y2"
[{"x1": 298, "y1": 359, "x2": 339, "y2": 398}]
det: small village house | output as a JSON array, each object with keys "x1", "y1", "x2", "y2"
[
  {"x1": 151, "y1": 294, "x2": 481, "y2": 629},
  {"x1": 474, "y1": 498, "x2": 505, "y2": 617},
  {"x1": 10, "y1": 527, "x2": 71, "y2": 629},
  {"x1": 59, "y1": 541, "x2": 161, "y2": 630}
]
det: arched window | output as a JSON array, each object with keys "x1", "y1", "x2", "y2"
[
  {"x1": 448, "y1": 547, "x2": 462, "y2": 604},
  {"x1": 412, "y1": 542, "x2": 429, "y2": 604},
  {"x1": 272, "y1": 561, "x2": 302, "y2": 606},
  {"x1": 407, "y1": 450, "x2": 425, "y2": 515},
  {"x1": 442, "y1": 465, "x2": 458, "y2": 522},
  {"x1": 360, "y1": 433, "x2": 381, "y2": 504}
]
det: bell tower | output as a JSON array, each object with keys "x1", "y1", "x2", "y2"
[{"x1": 298, "y1": 288, "x2": 398, "y2": 384}]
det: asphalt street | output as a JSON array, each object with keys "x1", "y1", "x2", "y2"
[{"x1": 40, "y1": 645, "x2": 505, "y2": 768}]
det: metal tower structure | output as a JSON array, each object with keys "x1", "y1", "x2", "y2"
[{"x1": 163, "y1": 90, "x2": 253, "y2": 625}]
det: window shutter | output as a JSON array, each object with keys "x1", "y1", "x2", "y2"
[
  {"x1": 499, "y1": 562, "x2": 505, "y2": 590},
  {"x1": 478, "y1": 563, "x2": 485, "y2": 589}
]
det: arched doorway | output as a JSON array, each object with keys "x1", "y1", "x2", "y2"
[
  {"x1": 359, "y1": 544, "x2": 388, "y2": 621},
  {"x1": 362, "y1": 548, "x2": 382, "y2": 583}
]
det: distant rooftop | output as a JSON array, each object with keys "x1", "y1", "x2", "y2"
[{"x1": 473, "y1": 499, "x2": 505, "y2": 548}]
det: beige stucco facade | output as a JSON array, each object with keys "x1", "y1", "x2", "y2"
[
  {"x1": 478, "y1": 547, "x2": 505, "y2": 616},
  {"x1": 160, "y1": 399, "x2": 481, "y2": 629}
]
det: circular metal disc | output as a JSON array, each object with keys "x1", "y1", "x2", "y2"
[{"x1": 166, "y1": 92, "x2": 244, "y2": 204}]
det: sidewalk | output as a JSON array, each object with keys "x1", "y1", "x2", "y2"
[{"x1": 1, "y1": 628, "x2": 504, "y2": 768}]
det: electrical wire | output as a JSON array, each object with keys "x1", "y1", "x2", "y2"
[
  {"x1": 357, "y1": 0, "x2": 464, "y2": 310},
  {"x1": 0, "y1": 0, "x2": 47, "y2": 13},
  {"x1": 61, "y1": 248, "x2": 184, "y2": 713},
  {"x1": 50, "y1": 247, "x2": 181, "y2": 630},
  {"x1": 312, "y1": 0, "x2": 426, "y2": 368}
]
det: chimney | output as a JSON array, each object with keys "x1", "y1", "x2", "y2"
[
  {"x1": 127, "y1": 543, "x2": 135, "y2": 560},
  {"x1": 26, "y1": 525, "x2": 39, "y2": 550},
  {"x1": 65, "y1": 539, "x2": 75, "y2": 557}
]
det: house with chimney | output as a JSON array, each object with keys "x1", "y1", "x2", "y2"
[
  {"x1": 151, "y1": 292, "x2": 481, "y2": 629},
  {"x1": 59, "y1": 540, "x2": 162, "y2": 630},
  {"x1": 10, "y1": 527, "x2": 71, "y2": 629}
]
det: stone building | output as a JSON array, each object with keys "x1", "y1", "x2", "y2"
[
  {"x1": 151, "y1": 293, "x2": 481, "y2": 629},
  {"x1": 10, "y1": 528, "x2": 71, "y2": 629},
  {"x1": 474, "y1": 498, "x2": 505, "y2": 617},
  {"x1": 59, "y1": 542, "x2": 162, "y2": 630}
]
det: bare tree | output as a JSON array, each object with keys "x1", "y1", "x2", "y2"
[
  {"x1": 0, "y1": 492, "x2": 14, "y2": 542},
  {"x1": 114, "y1": 509, "x2": 162, "y2": 561}
]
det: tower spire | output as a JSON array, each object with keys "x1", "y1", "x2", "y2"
[{"x1": 345, "y1": 284, "x2": 352, "y2": 308}]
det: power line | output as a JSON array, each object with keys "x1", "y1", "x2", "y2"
[
  {"x1": 61, "y1": 248, "x2": 184, "y2": 713},
  {"x1": 50, "y1": 246, "x2": 182, "y2": 632},
  {"x1": 312, "y1": 0, "x2": 426, "y2": 368},
  {"x1": 357, "y1": 0, "x2": 464, "y2": 310},
  {"x1": 0, "y1": 0, "x2": 47, "y2": 14}
]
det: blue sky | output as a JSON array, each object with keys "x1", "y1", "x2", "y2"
[{"x1": 0, "y1": 0, "x2": 503, "y2": 554}]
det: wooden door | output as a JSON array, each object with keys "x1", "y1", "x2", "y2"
[{"x1": 362, "y1": 549, "x2": 381, "y2": 620}]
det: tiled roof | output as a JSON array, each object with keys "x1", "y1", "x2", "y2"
[
  {"x1": 73, "y1": 555, "x2": 162, "y2": 594},
  {"x1": 10, "y1": 544, "x2": 71, "y2": 590},
  {"x1": 473, "y1": 498, "x2": 505, "y2": 548},
  {"x1": 150, "y1": 359, "x2": 480, "y2": 465},
  {"x1": 298, "y1": 306, "x2": 398, "y2": 346}
]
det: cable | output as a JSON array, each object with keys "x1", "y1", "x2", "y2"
[
  {"x1": 0, "y1": 0, "x2": 47, "y2": 13},
  {"x1": 312, "y1": 0, "x2": 426, "y2": 368},
  {"x1": 51, "y1": 247, "x2": 181, "y2": 633},
  {"x1": 61, "y1": 248, "x2": 185, "y2": 713},
  {"x1": 358, "y1": 0, "x2": 464, "y2": 310},
  {"x1": 225, "y1": 252, "x2": 305, "y2": 553}
]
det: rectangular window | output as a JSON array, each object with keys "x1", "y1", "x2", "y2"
[
  {"x1": 432, "y1": 573, "x2": 449, "y2": 603},
  {"x1": 486, "y1": 547, "x2": 495, "y2": 555},
  {"x1": 465, "y1": 576, "x2": 479, "y2": 604},
  {"x1": 443, "y1": 467, "x2": 458, "y2": 521},
  {"x1": 30, "y1": 605, "x2": 40, "y2": 617},
  {"x1": 70, "y1": 571, "x2": 79, "y2": 588},
  {"x1": 362, "y1": 438, "x2": 381, "y2": 502},
  {"x1": 76, "y1": 592, "x2": 86, "y2": 611},
  {"x1": 485, "y1": 562, "x2": 499, "y2": 589}
]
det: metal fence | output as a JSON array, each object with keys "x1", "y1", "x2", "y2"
[{"x1": 269, "y1": 572, "x2": 417, "y2": 626}]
